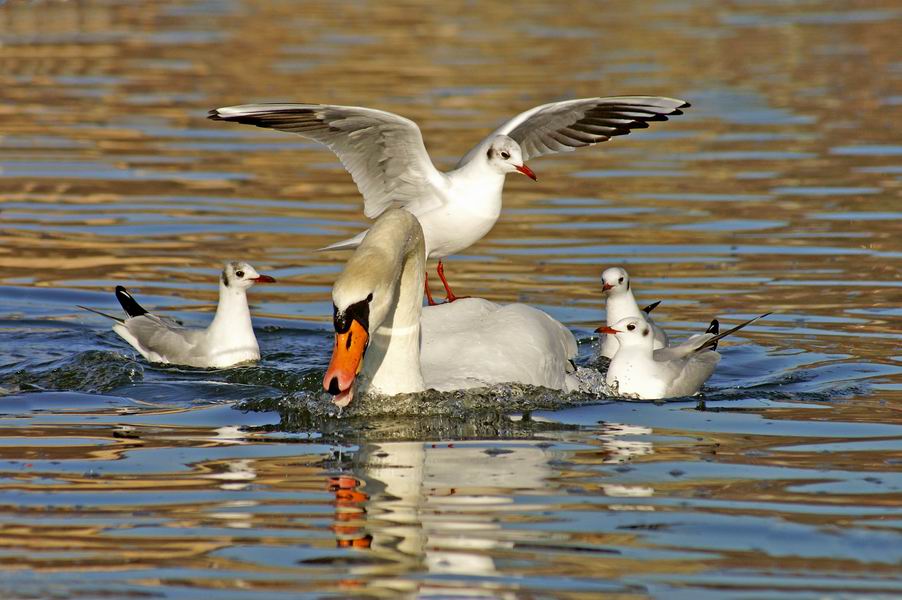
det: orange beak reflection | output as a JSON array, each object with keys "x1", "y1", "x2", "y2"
[{"x1": 323, "y1": 319, "x2": 369, "y2": 407}]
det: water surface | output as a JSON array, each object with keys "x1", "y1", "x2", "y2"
[{"x1": 0, "y1": 0, "x2": 900, "y2": 597}]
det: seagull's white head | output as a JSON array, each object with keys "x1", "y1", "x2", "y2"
[
  {"x1": 596, "y1": 316, "x2": 654, "y2": 351},
  {"x1": 601, "y1": 267, "x2": 630, "y2": 295},
  {"x1": 487, "y1": 135, "x2": 536, "y2": 181},
  {"x1": 221, "y1": 261, "x2": 276, "y2": 290}
]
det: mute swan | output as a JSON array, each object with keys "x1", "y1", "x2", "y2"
[{"x1": 322, "y1": 209, "x2": 578, "y2": 407}]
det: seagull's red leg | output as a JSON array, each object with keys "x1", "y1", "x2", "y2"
[
  {"x1": 437, "y1": 260, "x2": 467, "y2": 303},
  {"x1": 424, "y1": 272, "x2": 438, "y2": 306}
]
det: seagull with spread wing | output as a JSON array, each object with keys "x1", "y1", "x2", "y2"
[{"x1": 209, "y1": 96, "x2": 689, "y2": 304}]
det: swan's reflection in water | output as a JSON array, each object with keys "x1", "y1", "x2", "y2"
[{"x1": 328, "y1": 423, "x2": 656, "y2": 595}]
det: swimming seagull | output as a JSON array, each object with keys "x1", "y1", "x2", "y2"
[
  {"x1": 597, "y1": 312, "x2": 770, "y2": 399},
  {"x1": 208, "y1": 96, "x2": 689, "y2": 304},
  {"x1": 78, "y1": 262, "x2": 276, "y2": 368},
  {"x1": 597, "y1": 267, "x2": 668, "y2": 359}
]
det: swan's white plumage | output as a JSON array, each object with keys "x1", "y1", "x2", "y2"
[{"x1": 420, "y1": 299, "x2": 579, "y2": 392}]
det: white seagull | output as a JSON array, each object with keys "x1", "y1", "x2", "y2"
[
  {"x1": 597, "y1": 313, "x2": 770, "y2": 399},
  {"x1": 597, "y1": 266, "x2": 668, "y2": 359},
  {"x1": 209, "y1": 96, "x2": 689, "y2": 303},
  {"x1": 78, "y1": 262, "x2": 276, "y2": 368}
]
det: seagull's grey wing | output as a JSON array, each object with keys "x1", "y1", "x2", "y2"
[
  {"x1": 121, "y1": 314, "x2": 203, "y2": 362},
  {"x1": 210, "y1": 103, "x2": 445, "y2": 218},
  {"x1": 665, "y1": 352, "x2": 720, "y2": 397},
  {"x1": 653, "y1": 333, "x2": 712, "y2": 362},
  {"x1": 458, "y1": 96, "x2": 689, "y2": 166}
]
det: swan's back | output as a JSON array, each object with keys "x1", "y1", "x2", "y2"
[{"x1": 419, "y1": 298, "x2": 578, "y2": 393}]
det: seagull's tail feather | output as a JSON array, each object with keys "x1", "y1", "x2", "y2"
[
  {"x1": 317, "y1": 230, "x2": 368, "y2": 253},
  {"x1": 115, "y1": 286, "x2": 149, "y2": 318},
  {"x1": 77, "y1": 305, "x2": 124, "y2": 323},
  {"x1": 696, "y1": 313, "x2": 770, "y2": 353},
  {"x1": 642, "y1": 300, "x2": 662, "y2": 315}
]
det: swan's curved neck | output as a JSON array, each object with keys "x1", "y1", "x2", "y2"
[
  {"x1": 331, "y1": 212, "x2": 429, "y2": 397},
  {"x1": 362, "y1": 246, "x2": 426, "y2": 396}
]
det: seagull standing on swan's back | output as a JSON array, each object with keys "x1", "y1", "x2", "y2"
[{"x1": 209, "y1": 96, "x2": 689, "y2": 303}]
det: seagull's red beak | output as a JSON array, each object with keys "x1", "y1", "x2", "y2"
[
  {"x1": 515, "y1": 164, "x2": 537, "y2": 181},
  {"x1": 601, "y1": 283, "x2": 613, "y2": 292},
  {"x1": 595, "y1": 326, "x2": 620, "y2": 334},
  {"x1": 323, "y1": 319, "x2": 369, "y2": 408},
  {"x1": 253, "y1": 275, "x2": 277, "y2": 283}
]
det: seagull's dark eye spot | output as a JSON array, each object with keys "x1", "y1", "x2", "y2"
[
  {"x1": 235, "y1": 270, "x2": 244, "y2": 278},
  {"x1": 500, "y1": 151, "x2": 510, "y2": 160},
  {"x1": 366, "y1": 293, "x2": 373, "y2": 303},
  {"x1": 627, "y1": 323, "x2": 636, "y2": 331},
  {"x1": 642, "y1": 328, "x2": 649, "y2": 337},
  {"x1": 618, "y1": 277, "x2": 624, "y2": 284}
]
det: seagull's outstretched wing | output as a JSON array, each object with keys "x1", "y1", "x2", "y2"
[
  {"x1": 209, "y1": 103, "x2": 446, "y2": 218},
  {"x1": 458, "y1": 96, "x2": 689, "y2": 166}
]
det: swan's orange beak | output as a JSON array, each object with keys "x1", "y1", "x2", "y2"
[
  {"x1": 323, "y1": 319, "x2": 369, "y2": 407},
  {"x1": 595, "y1": 326, "x2": 620, "y2": 334},
  {"x1": 515, "y1": 164, "x2": 537, "y2": 181}
]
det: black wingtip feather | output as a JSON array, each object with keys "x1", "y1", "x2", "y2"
[
  {"x1": 115, "y1": 286, "x2": 149, "y2": 318},
  {"x1": 706, "y1": 319, "x2": 720, "y2": 350},
  {"x1": 696, "y1": 313, "x2": 770, "y2": 353},
  {"x1": 642, "y1": 300, "x2": 662, "y2": 315}
]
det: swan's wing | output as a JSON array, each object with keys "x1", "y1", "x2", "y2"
[
  {"x1": 419, "y1": 300, "x2": 576, "y2": 392},
  {"x1": 210, "y1": 103, "x2": 445, "y2": 218},
  {"x1": 457, "y1": 96, "x2": 689, "y2": 165}
]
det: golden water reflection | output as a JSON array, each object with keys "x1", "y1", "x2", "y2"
[{"x1": 1, "y1": 0, "x2": 901, "y2": 596}]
